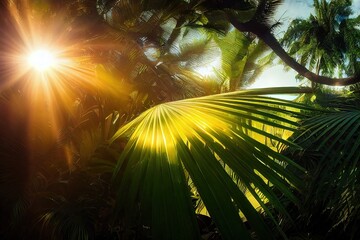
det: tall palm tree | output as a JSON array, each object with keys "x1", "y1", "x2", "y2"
[
  {"x1": 226, "y1": 0, "x2": 360, "y2": 86},
  {"x1": 280, "y1": 0, "x2": 360, "y2": 83}
]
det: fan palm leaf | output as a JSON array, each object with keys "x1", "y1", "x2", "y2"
[{"x1": 110, "y1": 87, "x2": 312, "y2": 239}]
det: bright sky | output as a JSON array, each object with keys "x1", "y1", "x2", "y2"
[
  {"x1": 250, "y1": 0, "x2": 313, "y2": 89},
  {"x1": 250, "y1": 0, "x2": 360, "y2": 90}
]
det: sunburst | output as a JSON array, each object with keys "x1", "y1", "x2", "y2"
[{"x1": 1, "y1": 1, "x2": 111, "y2": 167}]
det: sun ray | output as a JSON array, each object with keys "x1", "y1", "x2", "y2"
[{"x1": 1, "y1": 0, "x2": 114, "y2": 168}]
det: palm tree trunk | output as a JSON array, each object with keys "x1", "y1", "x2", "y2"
[
  {"x1": 312, "y1": 57, "x2": 322, "y2": 89},
  {"x1": 229, "y1": 18, "x2": 360, "y2": 86}
]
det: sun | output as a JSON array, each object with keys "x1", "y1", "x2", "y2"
[{"x1": 27, "y1": 49, "x2": 57, "y2": 72}]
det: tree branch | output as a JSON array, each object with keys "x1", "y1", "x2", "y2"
[{"x1": 229, "y1": 17, "x2": 360, "y2": 86}]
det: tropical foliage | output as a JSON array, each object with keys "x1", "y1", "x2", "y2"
[
  {"x1": 277, "y1": 91, "x2": 360, "y2": 239},
  {"x1": 1, "y1": 0, "x2": 360, "y2": 240}
]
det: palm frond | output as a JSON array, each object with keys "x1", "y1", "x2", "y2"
[
  {"x1": 298, "y1": 108, "x2": 360, "y2": 193},
  {"x1": 252, "y1": 0, "x2": 283, "y2": 27},
  {"x1": 110, "y1": 87, "x2": 312, "y2": 239},
  {"x1": 292, "y1": 95, "x2": 360, "y2": 233}
]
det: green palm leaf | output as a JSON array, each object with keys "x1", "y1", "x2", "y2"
[
  {"x1": 288, "y1": 93, "x2": 360, "y2": 236},
  {"x1": 110, "y1": 87, "x2": 311, "y2": 239},
  {"x1": 297, "y1": 107, "x2": 360, "y2": 206}
]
